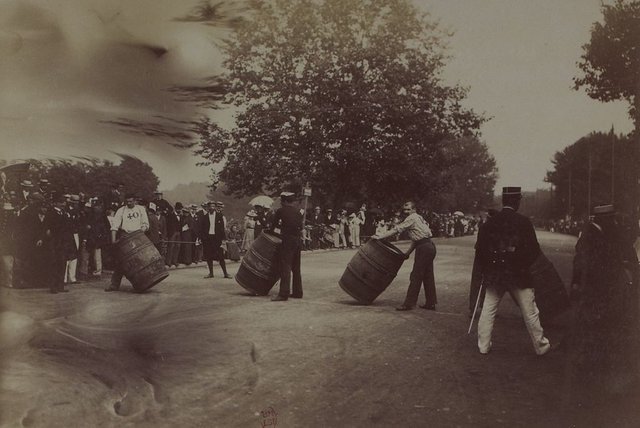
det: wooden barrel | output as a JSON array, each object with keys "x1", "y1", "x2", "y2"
[
  {"x1": 339, "y1": 239, "x2": 406, "y2": 304},
  {"x1": 235, "y1": 231, "x2": 282, "y2": 295},
  {"x1": 529, "y1": 252, "x2": 570, "y2": 322},
  {"x1": 115, "y1": 230, "x2": 169, "y2": 293}
]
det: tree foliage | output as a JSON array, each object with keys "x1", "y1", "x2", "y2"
[
  {"x1": 574, "y1": 0, "x2": 640, "y2": 128},
  {"x1": 195, "y1": 0, "x2": 496, "y2": 212},
  {"x1": 546, "y1": 130, "x2": 638, "y2": 217},
  {"x1": 16, "y1": 155, "x2": 160, "y2": 202}
]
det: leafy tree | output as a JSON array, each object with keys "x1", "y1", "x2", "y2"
[
  {"x1": 195, "y1": 0, "x2": 496, "y2": 212},
  {"x1": 574, "y1": 0, "x2": 640, "y2": 129},
  {"x1": 23, "y1": 155, "x2": 160, "y2": 202},
  {"x1": 546, "y1": 130, "x2": 637, "y2": 217}
]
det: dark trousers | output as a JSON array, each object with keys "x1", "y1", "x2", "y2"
[
  {"x1": 165, "y1": 231, "x2": 181, "y2": 266},
  {"x1": 204, "y1": 236, "x2": 228, "y2": 276},
  {"x1": 51, "y1": 256, "x2": 67, "y2": 292},
  {"x1": 403, "y1": 239, "x2": 437, "y2": 307},
  {"x1": 110, "y1": 269, "x2": 124, "y2": 288},
  {"x1": 278, "y1": 239, "x2": 302, "y2": 297}
]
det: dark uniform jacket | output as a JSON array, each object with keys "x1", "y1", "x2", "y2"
[
  {"x1": 49, "y1": 208, "x2": 77, "y2": 260},
  {"x1": 475, "y1": 207, "x2": 540, "y2": 290},
  {"x1": 273, "y1": 205, "x2": 303, "y2": 244},
  {"x1": 0, "y1": 208, "x2": 16, "y2": 256}
]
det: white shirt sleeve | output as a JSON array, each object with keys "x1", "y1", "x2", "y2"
[
  {"x1": 139, "y1": 206, "x2": 149, "y2": 231},
  {"x1": 112, "y1": 207, "x2": 124, "y2": 231}
]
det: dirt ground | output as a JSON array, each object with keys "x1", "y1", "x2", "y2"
[{"x1": 1, "y1": 231, "x2": 638, "y2": 427}]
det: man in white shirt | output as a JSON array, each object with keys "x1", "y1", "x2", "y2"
[
  {"x1": 105, "y1": 194, "x2": 149, "y2": 291},
  {"x1": 373, "y1": 201, "x2": 437, "y2": 311},
  {"x1": 200, "y1": 201, "x2": 231, "y2": 279}
]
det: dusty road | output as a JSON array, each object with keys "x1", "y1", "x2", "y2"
[{"x1": 1, "y1": 231, "x2": 638, "y2": 427}]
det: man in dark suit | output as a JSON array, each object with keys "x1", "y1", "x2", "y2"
[
  {"x1": 179, "y1": 207, "x2": 194, "y2": 266},
  {"x1": 152, "y1": 191, "x2": 172, "y2": 214},
  {"x1": 309, "y1": 206, "x2": 324, "y2": 249},
  {"x1": 271, "y1": 192, "x2": 303, "y2": 301},
  {"x1": 474, "y1": 187, "x2": 550, "y2": 355},
  {"x1": 165, "y1": 202, "x2": 182, "y2": 267},
  {"x1": 200, "y1": 201, "x2": 231, "y2": 279},
  {"x1": 18, "y1": 180, "x2": 34, "y2": 209},
  {"x1": 48, "y1": 195, "x2": 74, "y2": 293},
  {"x1": 21, "y1": 194, "x2": 56, "y2": 290},
  {"x1": 567, "y1": 204, "x2": 639, "y2": 404}
]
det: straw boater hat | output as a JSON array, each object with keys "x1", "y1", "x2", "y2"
[
  {"x1": 247, "y1": 210, "x2": 257, "y2": 217},
  {"x1": 20, "y1": 180, "x2": 34, "y2": 187},
  {"x1": 215, "y1": 201, "x2": 224, "y2": 208}
]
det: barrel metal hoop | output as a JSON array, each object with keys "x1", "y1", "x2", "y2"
[
  {"x1": 359, "y1": 248, "x2": 395, "y2": 276},
  {"x1": 240, "y1": 261, "x2": 273, "y2": 280},
  {"x1": 345, "y1": 263, "x2": 393, "y2": 285}
]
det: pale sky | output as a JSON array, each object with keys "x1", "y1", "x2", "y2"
[{"x1": 0, "y1": 0, "x2": 632, "y2": 192}]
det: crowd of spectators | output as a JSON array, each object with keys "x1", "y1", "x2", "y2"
[
  {"x1": 0, "y1": 175, "x2": 484, "y2": 289},
  {"x1": 544, "y1": 218, "x2": 585, "y2": 236},
  {"x1": 296, "y1": 205, "x2": 481, "y2": 251}
]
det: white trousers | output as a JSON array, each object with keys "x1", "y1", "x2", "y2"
[
  {"x1": 92, "y1": 248, "x2": 102, "y2": 275},
  {"x1": 64, "y1": 233, "x2": 79, "y2": 283},
  {"x1": 0, "y1": 255, "x2": 13, "y2": 287},
  {"x1": 477, "y1": 286, "x2": 550, "y2": 355},
  {"x1": 349, "y1": 225, "x2": 360, "y2": 247}
]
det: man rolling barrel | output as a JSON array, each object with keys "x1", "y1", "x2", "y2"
[
  {"x1": 105, "y1": 194, "x2": 149, "y2": 292},
  {"x1": 372, "y1": 201, "x2": 437, "y2": 311}
]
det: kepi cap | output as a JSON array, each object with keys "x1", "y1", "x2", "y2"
[
  {"x1": 502, "y1": 186, "x2": 521, "y2": 196},
  {"x1": 592, "y1": 204, "x2": 616, "y2": 216}
]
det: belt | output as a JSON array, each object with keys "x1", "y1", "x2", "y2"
[{"x1": 415, "y1": 237, "x2": 432, "y2": 246}]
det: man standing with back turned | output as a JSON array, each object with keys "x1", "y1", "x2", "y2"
[
  {"x1": 474, "y1": 187, "x2": 550, "y2": 355},
  {"x1": 271, "y1": 192, "x2": 303, "y2": 301}
]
